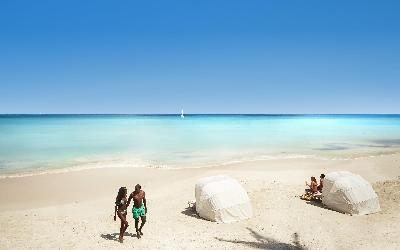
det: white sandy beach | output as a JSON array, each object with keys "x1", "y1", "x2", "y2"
[{"x1": 0, "y1": 154, "x2": 399, "y2": 250}]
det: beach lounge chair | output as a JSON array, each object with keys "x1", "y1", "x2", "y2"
[
  {"x1": 300, "y1": 191, "x2": 322, "y2": 202},
  {"x1": 187, "y1": 200, "x2": 196, "y2": 210}
]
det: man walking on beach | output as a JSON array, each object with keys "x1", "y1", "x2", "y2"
[{"x1": 127, "y1": 184, "x2": 147, "y2": 238}]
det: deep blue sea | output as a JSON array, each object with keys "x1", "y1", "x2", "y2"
[{"x1": 1, "y1": 114, "x2": 400, "y2": 177}]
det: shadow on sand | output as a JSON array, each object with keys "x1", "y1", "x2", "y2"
[
  {"x1": 100, "y1": 232, "x2": 137, "y2": 242},
  {"x1": 305, "y1": 199, "x2": 324, "y2": 209},
  {"x1": 181, "y1": 207, "x2": 208, "y2": 221},
  {"x1": 305, "y1": 200, "x2": 346, "y2": 214},
  {"x1": 216, "y1": 228, "x2": 307, "y2": 250}
]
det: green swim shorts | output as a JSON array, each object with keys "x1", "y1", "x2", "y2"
[{"x1": 132, "y1": 204, "x2": 146, "y2": 219}]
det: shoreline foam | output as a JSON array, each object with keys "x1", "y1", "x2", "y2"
[{"x1": 2, "y1": 150, "x2": 399, "y2": 179}]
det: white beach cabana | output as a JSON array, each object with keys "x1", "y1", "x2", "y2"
[
  {"x1": 322, "y1": 171, "x2": 380, "y2": 215},
  {"x1": 195, "y1": 175, "x2": 253, "y2": 223}
]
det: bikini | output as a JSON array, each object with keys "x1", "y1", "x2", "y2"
[{"x1": 116, "y1": 199, "x2": 127, "y2": 215}]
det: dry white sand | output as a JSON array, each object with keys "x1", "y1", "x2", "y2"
[{"x1": 1, "y1": 154, "x2": 400, "y2": 249}]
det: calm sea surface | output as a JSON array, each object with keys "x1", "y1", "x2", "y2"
[{"x1": 1, "y1": 114, "x2": 400, "y2": 177}]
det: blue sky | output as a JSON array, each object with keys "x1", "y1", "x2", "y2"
[{"x1": 0, "y1": 0, "x2": 399, "y2": 114}]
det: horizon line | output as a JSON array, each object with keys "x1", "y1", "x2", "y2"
[{"x1": 1, "y1": 113, "x2": 400, "y2": 116}]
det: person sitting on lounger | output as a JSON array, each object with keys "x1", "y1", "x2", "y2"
[
  {"x1": 305, "y1": 176, "x2": 318, "y2": 194},
  {"x1": 318, "y1": 174, "x2": 325, "y2": 192}
]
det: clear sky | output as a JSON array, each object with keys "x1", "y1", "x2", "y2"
[{"x1": 1, "y1": 0, "x2": 399, "y2": 114}]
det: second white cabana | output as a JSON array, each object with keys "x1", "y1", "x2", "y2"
[{"x1": 322, "y1": 171, "x2": 380, "y2": 215}]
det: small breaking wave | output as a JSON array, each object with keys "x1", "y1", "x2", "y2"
[{"x1": 1, "y1": 150, "x2": 400, "y2": 179}]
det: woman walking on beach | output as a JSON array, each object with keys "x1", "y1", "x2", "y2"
[{"x1": 114, "y1": 187, "x2": 129, "y2": 242}]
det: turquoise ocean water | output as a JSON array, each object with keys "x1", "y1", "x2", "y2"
[{"x1": 1, "y1": 114, "x2": 400, "y2": 177}]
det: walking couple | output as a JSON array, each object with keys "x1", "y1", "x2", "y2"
[{"x1": 114, "y1": 184, "x2": 147, "y2": 242}]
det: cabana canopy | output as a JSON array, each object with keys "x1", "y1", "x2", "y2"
[
  {"x1": 322, "y1": 171, "x2": 380, "y2": 215},
  {"x1": 195, "y1": 175, "x2": 253, "y2": 223}
]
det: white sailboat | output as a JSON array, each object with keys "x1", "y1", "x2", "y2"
[{"x1": 181, "y1": 109, "x2": 184, "y2": 118}]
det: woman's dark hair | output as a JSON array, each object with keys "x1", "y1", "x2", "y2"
[
  {"x1": 320, "y1": 174, "x2": 325, "y2": 178},
  {"x1": 116, "y1": 187, "x2": 127, "y2": 205},
  {"x1": 311, "y1": 176, "x2": 317, "y2": 182}
]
